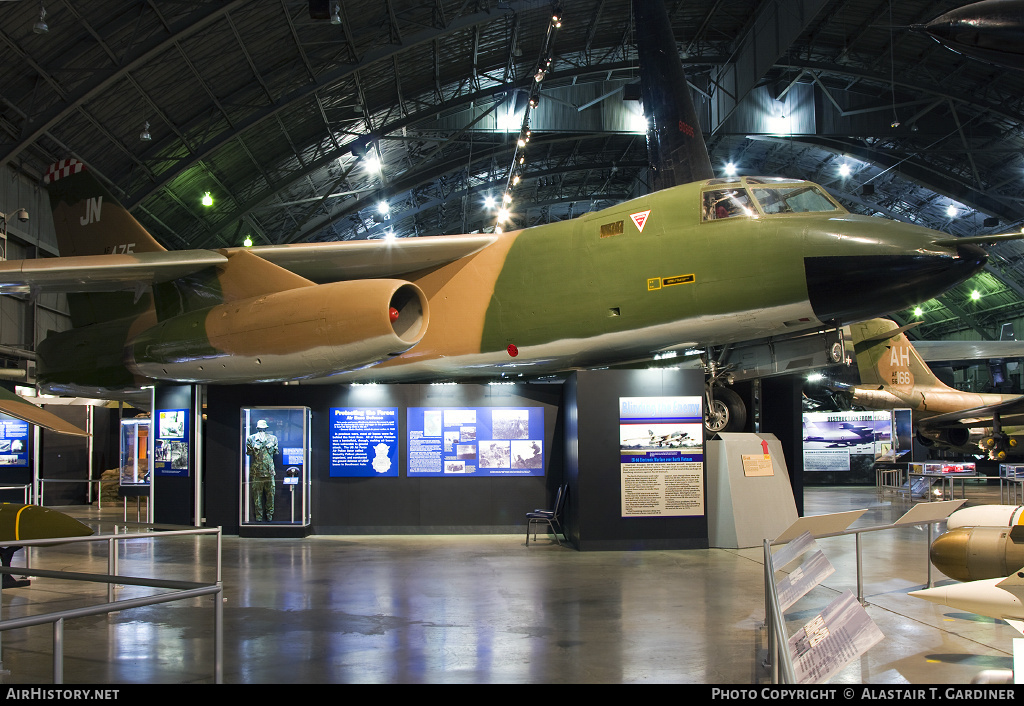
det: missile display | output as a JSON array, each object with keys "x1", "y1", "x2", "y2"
[
  {"x1": 930, "y1": 525, "x2": 1024, "y2": 581},
  {"x1": 945, "y1": 504, "x2": 1024, "y2": 531},
  {"x1": 0, "y1": 503, "x2": 93, "y2": 542},
  {"x1": 910, "y1": 569, "x2": 1024, "y2": 634},
  {"x1": 0, "y1": 503, "x2": 93, "y2": 588}
]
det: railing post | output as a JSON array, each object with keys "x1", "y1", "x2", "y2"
[
  {"x1": 214, "y1": 586, "x2": 223, "y2": 684},
  {"x1": 107, "y1": 525, "x2": 117, "y2": 603},
  {"x1": 856, "y1": 531, "x2": 864, "y2": 604},
  {"x1": 53, "y1": 618, "x2": 63, "y2": 684}
]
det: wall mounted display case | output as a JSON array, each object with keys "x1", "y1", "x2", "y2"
[{"x1": 240, "y1": 407, "x2": 310, "y2": 530}]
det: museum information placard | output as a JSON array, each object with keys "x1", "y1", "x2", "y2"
[
  {"x1": 329, "y1": 407, "x2": 399, "y2": 477},
  {"x1": 619, "y1": 396, "x2": 704, "y2": 517},
  {"x1": 407, "y1": 406, "x2": 544, "y2": 476}
]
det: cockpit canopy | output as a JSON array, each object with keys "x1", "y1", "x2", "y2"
[{"x1": 701, "y1": 177, "x2": 844, "y2": 221}]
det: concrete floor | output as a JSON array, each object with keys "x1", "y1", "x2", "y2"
[{"x1": 0, "y1": 485, "x2": 1018, "y2": 684}]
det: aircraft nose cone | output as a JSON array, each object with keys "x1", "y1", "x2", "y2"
[
  {"x1": 930, "y1": 528, "x2": 972, "y2": 582},
  {"x1": 806, "y1": 243, "x2": 986, "y2": 323}
]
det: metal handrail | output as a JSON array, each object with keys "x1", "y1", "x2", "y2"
[
  {"x1": 0, "y1": 525, "x2": 223, "y2": 684},
  {"x1": 762, "y1": 514, "x2": 946, "y2": 684}
]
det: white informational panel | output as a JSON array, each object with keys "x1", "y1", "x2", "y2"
[
  {"x1": 789, "y1": 590, "x2": 884, "y2": 683},
  {"x1": 773, "y1": 509, "x2": 868, "y2": 545}
]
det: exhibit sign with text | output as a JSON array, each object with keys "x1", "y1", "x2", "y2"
[
  {"x1": 407, "y1": 407, "x2": 544, "y2": 476},
  {"x1": 329, "y1": 407, "x2": 399, "y2": 477},
  {"x1": 619, "y1": 396, "x2": 704, "y2": 517},
  {"x1": 154, "y1": 408, "x2": 189, "y2": 477},
  {"x1": 802, "y1": 410, "x2": 892, "y2": 472},
  {"x1": 0, "y1": 413, "x2": 29, "y2": 467}
]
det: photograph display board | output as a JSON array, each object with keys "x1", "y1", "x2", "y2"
[
  {"x1": 0, "y1": 413, "x2": 29, "y2": 467},
  {"x1": 240, "y1": 407, "x2": 310, "y2": 527},
  {"x1": 618, "y1": 396, "x2": 704, "y2": 517},
  {"x1": 329, "y1": 407, "x2": 399, "y2": 477},
  {"x1": 119, "y1": 418, "x2": 151, "y2": 486},
  {"x1": 407, "y1": 406, "x2": 544, "y2": 476},
  {"x1": 154, "y1": 408, "x2": 189, "y2": 477},
  {"x1": 802, "y1": 410, "x2": 892, "y2": 472}
]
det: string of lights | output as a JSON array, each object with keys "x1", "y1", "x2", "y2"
[{"x1": 493, "y1": 4, "x2": 562, "y2": 234}]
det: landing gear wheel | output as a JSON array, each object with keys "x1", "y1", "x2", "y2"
[{"x1": 704, "y1": 387, "x2": 747, "y2": 437}]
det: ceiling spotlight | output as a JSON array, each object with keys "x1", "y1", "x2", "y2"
[
  {"x1": 724, "y1": 162, "x2": 737, "y2": 177},
  {"x1": 838, "y1": 163, "x2": 850, "y2": 178},
  {"x1": 377, "y1": 200, "x2": 390, "y2": 216},
  {"x1": 913, "y1": 306, "x2": 923, "y2": 317},
  {"x1": 946, "y1": 204, "x2": 958, "y2": 218},
  {"x1": 140, "y1": 121, "x2": 151, "y2": 141},
  {"x1": 529, "y1": 94, "x2": 540, "y2": 108},
  {"x1": 330, "y1": 3, "x2": 341, "y2": 25},
  {"x1": 483, "y1": 194, "x2": 496, "y2": 209},
  {"x1": 33, "y1": 4, "x2": 48, "y2": 34},
  {"x1": 971, "y1": 289, "x2": 981, "y2": 301},
  {"x1": 890, "y1": 120, "x2": 901, "y2": 128},
  {"x1": 243, "y1": 235, "x2": 253, "y2": 247},
  {"x1": 201, "y1": 192, "x2": 213, "y2": 207}
]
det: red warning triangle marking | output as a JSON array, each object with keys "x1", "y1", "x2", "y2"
[{"x1": 630, "y1": 210, "x2": 651, "y2": 232}]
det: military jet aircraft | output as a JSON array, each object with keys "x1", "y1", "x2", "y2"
[
  {"x1": 848, "y1": 318, "x2": 1024, "y2": 458},
  {"x1": 0, "y1": 1, "x2": 1005, "y2": 434}
]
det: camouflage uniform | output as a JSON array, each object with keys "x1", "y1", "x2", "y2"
[{"x1": 246, "y1": 430, "x2": 278, "y2": 521}]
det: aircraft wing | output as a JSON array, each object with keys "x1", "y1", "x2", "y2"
[
  {"x1": 0, "y1": 251, "x2": 227, "y2": 294},
  {"x1": 0, "y1": 235, "x2": 499, "y2": 293},
  {"x1": 0, "y1": 386, "x2": 89, "y2": 436},
  {"x1": 240, "y1": 234, "x2": 499, "y2": 282},
  {"x1": 913, "y1": 340, "x2": 1024, "y2": 363},
  {"x1": 919, "y1": 395, "x2": 1024, "y2": 430}
]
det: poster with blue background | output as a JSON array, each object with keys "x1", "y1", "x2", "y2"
[
  {"x1": 329, "y1": 407, "x2": 399, "y2": 477},
  {"x1": 407, "y1": 406, "x2": 544, "y2": 476}
]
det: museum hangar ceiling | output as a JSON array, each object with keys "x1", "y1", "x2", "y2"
[{"x1": 1, "y1": 0, "x2": 1023, "y2": 341}]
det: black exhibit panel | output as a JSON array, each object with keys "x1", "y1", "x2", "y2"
[
  {"x1": 204, "y1": 383, "x2": 563, "y2": 535},
  {"x1": 153, "y1": 384, "x2": 197, "y2": 525},
  {"x1": 564, "y1": 368, "x2": 709, "y2": 551}
]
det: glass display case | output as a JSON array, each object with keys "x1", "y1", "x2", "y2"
[
  {"x1": 119, "y1": 418, "x2": 151, "y2": 488},
  {"x1": 240, "y1": 407, "x2": 310, "y2": 530}
]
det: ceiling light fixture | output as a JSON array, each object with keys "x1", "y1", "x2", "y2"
[
  {"x1": 330, "y1": 3, "x2": 341, "y2": 25},
  {"x1": 140, "y1": 121, "x2": 151, "y2": 141},
  {"x1": 33, "y1": 3, "x2": 48, "y2": 34}
]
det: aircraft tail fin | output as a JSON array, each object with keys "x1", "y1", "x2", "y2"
[
  {"x1": 44, "y1": 159, "x2": 166, "y2": 257},
  {"x1": 849, "y1": 318, "x2": 949, "y2": 392},
  {"x1": 633, "y1": 0, "x2": 715, "y2": 190}
]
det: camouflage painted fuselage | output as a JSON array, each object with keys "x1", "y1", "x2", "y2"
[{"x1": 28, "y1": 173, "x2": 985, "y2": 392}]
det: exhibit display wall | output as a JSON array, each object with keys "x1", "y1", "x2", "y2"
[
  {"x1": 204, "y1": 383, "x2": 564, "y2": 535},
  {"x1": 565, "y1": 368, "x2": 709, "y2": 551}
]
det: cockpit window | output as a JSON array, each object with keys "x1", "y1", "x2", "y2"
[
  {"x1": 750, "y1": 184, "x2": 840, "y2": 215},
  {"x1": 702, "y1": 189, "x2": 755, "y2": 221}
]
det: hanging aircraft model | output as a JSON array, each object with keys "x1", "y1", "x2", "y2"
[
  {"x1": 0, "y1": 1, "x2": 1010, "y2": 434},
  {"x1": 911, "y1": 0, "x2": 1024, "y2": 72},
  {"x1": 846, "y1": 318, "x2": 1024, "y2": 459}
]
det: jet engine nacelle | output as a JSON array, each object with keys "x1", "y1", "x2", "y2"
[{"x1": 127, "y1": 279, "x2": 428, "y2": 382}]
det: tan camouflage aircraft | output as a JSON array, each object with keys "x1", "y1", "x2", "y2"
[
  {"x1": 0, "y1": 163, "x2": 993, "y2": 416},
  {"x1": 849, "y1": 317, "x2": 1024, "y2": 458},
  {"x1": 0, "y1": 0, "x2": 1007, "y2": 434}
]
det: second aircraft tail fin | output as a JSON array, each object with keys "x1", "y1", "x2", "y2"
[{"x1": 849, "y1": 318, "x2": 949, "y2": 392}]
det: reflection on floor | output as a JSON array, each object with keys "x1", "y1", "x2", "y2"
[{"x1": 0, "y1": 485, "x2": 1016, "y2": 684}]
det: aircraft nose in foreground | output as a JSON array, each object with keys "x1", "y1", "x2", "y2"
[{"x1": 805, "y1": 231, "x2": 987, "y2": 322}]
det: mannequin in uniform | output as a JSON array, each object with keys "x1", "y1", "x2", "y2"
[{"x1": 246, "y1": 419, "x2": 279, "y2": 521}]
